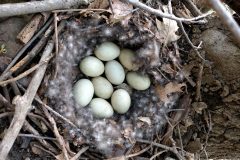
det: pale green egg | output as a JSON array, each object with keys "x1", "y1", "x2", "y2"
[
  {"x1": 94, "y1": 42, "x2": 120, "y2": 61},
  {"x1": 111, "y1": 89, "x2": 131, "y2": 114},
  {"x1": 126, "y1": 72, "x2": 151, "y2": 90},
  {"x1": 119, "y1": 49, "x2": 139, "y2": 71},
  {"x1": 92, "y1": 76, "x2": 113, "y2": 99},
  {"x1": 90, "y1": 98, "x2": 114, "y2": 118},
  {"x1": 105, "y1": 60, "x2": 125, "y2": 85},
  {"x1": 80, "y1": 56, "x2": 104, "y2": 77},
  {"x1": 73, "y1": 79, "x2": 94, "y2": 107}
]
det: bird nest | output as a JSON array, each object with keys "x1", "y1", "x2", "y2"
[{"x1": 46, "y1": 8, "x2": 187, "y2": 156}]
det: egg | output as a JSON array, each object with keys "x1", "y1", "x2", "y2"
[
  {"x1": 105, "y1": 60, "x2": 125, "y2": 85},
  {"x1": 94, "y1": 42, "x2": 120, "y2": 61},
  {"x1": 111, "y1": 89, "x2": 131, "y2": 114},
  {"x1": 92, "y1": 76, "x2": 113, "y2": 99},
  {"x1": 80, "y1": 56, "x2": 104, "y2": 77},
  {"x1": 119, "y1": 49, "x2": 139, "y2": 71},
  {"x1": 73, "y1": 79, "x2": 94, "y2": 107},
  {"x1": 126, "y1": 72, "x2": 151, "y2": 90},
  {"x1": 90, "y1": 98, "x2": 114, "y2": 118}
]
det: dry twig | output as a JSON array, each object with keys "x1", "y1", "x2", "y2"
[
  {"x1": 0, "y1": 18, "x2": 53, "y2": 81},
  {"x1": 33, "y1": 144, "x2": 56, "y2": 158},
  {"x1": 177, "y1": 20, "x2": 205, "y2": 61},
  {"x1": 137, "y1": 139, "x2": 185, "y2": 160},
  {"x1": 16, "y1": 83, "x2": 77, "y2": 128},
  {"x1": 70, "y1": 147, "x2": 89, "y2": 160},
  {"x1": 0, "y1": 55, "x2": 52, "y2": 86},
  {"x1": 182, "y1": 0, "x2": 202, "y2": 17},
  {"x1": 37, "y1": 97, "x2": 77, "y2": 128},
  {"x1": 23, "y1": 120, "x2": 58, "y2": 154},
  {"x1": 127, "y1": 0, "x2": 212, "y2": 23},
  {"x1": 0, "y1": 93, "x2": 12, "y2": 108},
  {"x1": 0, "y1": 41, "x2": 54, "y2": 160},
  {"x1": 43, "y1": 106, "x2": 70, "y2": 160},
  {"x1": 18, "y1": 133, "x2": 57, "y2": 141},
  {"x1": 150, "y1": 150, "x2": 167, "y2": 160}
]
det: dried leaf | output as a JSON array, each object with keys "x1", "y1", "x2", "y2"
[
  {"x1": 138, "y1": 117, "x2": 151, "y2": 126},
  {"x1": 192, "y1": 102, "x2": 207, "y2": 114},
  {"x1": 185, "y1": 138, "x2": 203, "y2": 153},
  {"x1": 155, "y1": 82, "x2": 186, "y2": 102},
  {"x1": 181, "y1": 64, "x2": 196, "y2": 87},
  {"x1": 182, "y1": 63, "x2": 195, "y2": 78},
  {"x1": 31, "y1": 145, "x2": 43, "y2": 155},
  {"x1": 223, "y1": 93, "x2": 240, "y2": 102},
  {"x1": 110, "y1": 0, "x2": 133, "y2": 26},
  {"x1": 88, "y1": 0, "x2": 109, "y2": 9},
  {"x1": 156, "y1": 6, "x2": 180, "y2": 44},
  {"x1": 122, "y1": 127, "x2": 133, "y2": 139},
  {"x1": 161, "y1": 64, "x2": 175, "y2": 74}
]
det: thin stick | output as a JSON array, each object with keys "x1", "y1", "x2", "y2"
[
  {"x1": 107, "y1": 145, "x2": 151, "y2": 160},
  {"x1": 24, "y1": 121, "x2": 58, "y2": 154},
  {"x1": 128, "y1": 0, "x2": 212, "y2": 23},
  {"x1": 177, "y1": 20, "x2": 205, "y2": 61},
  {"x1": 33, "y1": 144, "x2": 56, "y2": 158},
  {"x1": 16, "y1": 82, "x2": 77, "y2": 128},
  {"x1": 54, "y1": 12, "x2": 59, "y2": 78},
  {"x1": 177, "y1": 124, "x2": 184, "y2": 156},
  {"x1": 10, "y1": 80, "x2": 21, "y2": 95},
  {"x1": 18, "y1": 134, "x2": 57, "y2": 141},
  {"x1": 54, "y1": 13, "x2": 59, "y2": 57},
  {"x1": 178, "y1": 21, "x2": 200, "y2": 50},
  {"x1": 182, "y1": 0, "x2": 202, "y2": 17},
  {"x1": 150, "y1": 150, "x2": 166, "y2": 160},
  {"x1": 27, "y1": 112, "x2": 53, "y2": 130},
  {"x1": 52, "y1": 8, "x2": 110, "y2": 13},
  {"x1": 0, "y1": 17, "x2": 53, "y2": 81},
  {"x1": 0, "y1": 112, "x2": 13, "y2": 119},
  {"x1": 13, "y1": 24, "x2": 54, "y2": 75},
  {"x1": 0, "y1": 94, "x2": 12, "y2": 108},
  {"x1": 108, "y1": 0, "x2": 114, "y2": 15},
  {"x1": 0, "y1": 111, "x2": 59, "y2": 152},
  {"x1": 126, "y1": 145, "x2": 151, "y2": 158},
  {"x1": 137, "y1": 139, "x2": 185, "y2": 160},
  {"x1": 0, "y1": 56, "x2": 52, "y2": 86},
  {"x1": 0, "y1": 112, "x2": 51, "y2": 130},
  {"x1": 2, "y1": 86, "x2": 10, "y2": 102},
  {"x1": 43, "y1": 106, "x2": 70, "y2": 160},
  {"x1": 0, "y1": 41, "x2": 54, "y2": 160},
  {"x1": 37, "y1": 98, "x2": 77, "y2": 128},
  {"x1": 70, "y1": 147, "x2": 89, "y2": 160},
  {"x1": 207, "y1": 0, "x2": 240, "y2": 45}
]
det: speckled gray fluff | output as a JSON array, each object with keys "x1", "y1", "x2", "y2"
[{"x1": 47, "y1": 20, "x2": 180, "y2": 154}]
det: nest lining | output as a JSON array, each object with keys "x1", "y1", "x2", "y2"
[{"x1": 47, "y1": 16, "x2": 183, "y2": 155}]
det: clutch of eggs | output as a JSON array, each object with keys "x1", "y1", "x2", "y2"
[{"x1": 73, "y1": 41, "x2": 151, "y2": 118}]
